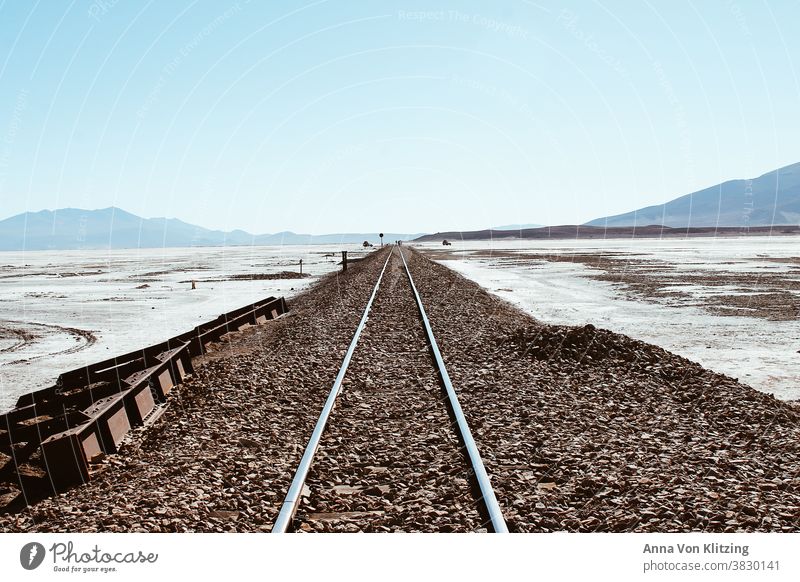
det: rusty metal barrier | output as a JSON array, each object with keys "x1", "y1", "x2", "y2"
[
  {"x1": 0, "y1": 295, "x2": 288, "y2": 499},
  {"x1": 181, "y1": 296, "x2": 287, "y2": 356},
  {"x1": 40, "y1": 420, "x2": 103, "y2": 491}
]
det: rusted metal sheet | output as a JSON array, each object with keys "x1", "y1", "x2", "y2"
[
  {"x1": 122, "y1": 381, "x2": 156, "y2": 426},
  {"x1": 83, "y1": 392, "x2": 131, "y2": 454},
  {"x1": 54, "y1": 338, "x2": 191, "y2": 393},
  {"x1": 175, "y1": 357, "x2": 187, "y2": 382},
  {"x1": 157, "y1": 369, "x2": 174, "y2": 398},
  {"x1": 184, "y1": 296, "x2": 287, "y2": 355},
  {"x1": 40, "y1": 422, "x2": 102, "y2": 491},
  {"x1": 0, "y1": 410, "x2": 91, "y2": 450},
  {"x1": 1, "y1": 295, "x2": 289, "y2": 498},
  {"x1": 122, "y1": 346, "x2": 189, "y2": 403}
]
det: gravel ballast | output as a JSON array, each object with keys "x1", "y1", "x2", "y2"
[
  {"x1": 0, "y1": 248, "x2": 392, "y2": 532},
  {"x1": 294, "y1": 250, "x2": 485, "y2": 532},
  {"x1": 1, "y1": 246, "x2": 798, "y2": 532},
  {"x1": 406, "y1": 248, "x2": 800, "y2": 532}
]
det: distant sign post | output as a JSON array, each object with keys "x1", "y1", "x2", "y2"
[{"x1": 379, "y1": 232, "x2": 384, "y2": 248}]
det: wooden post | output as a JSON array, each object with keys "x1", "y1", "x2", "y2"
[
  {"x1": 299, "y1": 259, "x2": 303, "y2": 276},
  {"x1": 341, "y1": 251, "x2": 348, "y2": 271}
]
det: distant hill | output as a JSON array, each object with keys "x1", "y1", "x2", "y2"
[
  {"x1": 586, "y1": 162, "x2": 800, "y2": 227},
  {"x1": 491, "y1": 222, "x2": 544, "y2": 230},
  {"x1": 0, "y1": 207, "x2": 423, "y2": 251},
  {"x1": 413, "y1": 224, "x2": 800, "y2": 243}
]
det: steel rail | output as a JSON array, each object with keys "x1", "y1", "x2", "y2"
[
  {"x1": 398, "y1": 247, "x2": 509, "y2": 533},
  {"x1": 271, "y1": 248, "x2": 393, "y2": 533}
]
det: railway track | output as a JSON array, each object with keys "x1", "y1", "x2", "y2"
[{"x1": 272, "y1": 246, "x2": 507, "y2": 533}]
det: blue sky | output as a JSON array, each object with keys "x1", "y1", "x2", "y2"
[{"x1": 0, "y1": 1, "x2": 797, "y2": 234}]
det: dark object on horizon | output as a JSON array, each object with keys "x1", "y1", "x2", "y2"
[
  {"x1": 362, "y1": 240, "x2": 372, "y2": 248},
  {"x1": 442, "y1": 239, "x2": 452, "y2": 246},
  {"x1": 380, "y1": 232, "x2": 384, "y2": 247}
]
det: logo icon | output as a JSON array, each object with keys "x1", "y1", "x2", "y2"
[{"x1": 20, "y1": 542, "x2": 46, "y2": 570}]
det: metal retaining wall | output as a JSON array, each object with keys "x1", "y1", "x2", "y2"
[{"x1": 0, "y1": 296, "x2": 288, "y2": 499}]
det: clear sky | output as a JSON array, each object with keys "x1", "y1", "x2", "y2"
[{"x1": 0, "y1": 1, "x2": 797, "y2": 234}]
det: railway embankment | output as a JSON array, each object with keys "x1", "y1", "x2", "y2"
[{"x1": 2, "y1": 246, "x2": 798, "y2": 533}]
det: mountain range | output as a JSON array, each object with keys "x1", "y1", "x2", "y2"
[
  {"x1": 3, "y1": 162, "x2": 798, "y2": 250},
  {"x1": 586, "y1": 161, "x2": 800, "y2": 228},
  {"x1": 0, "y1": 207, "x2": 423, "y2": 251},
  {"x1": 417, "y1": 162, "x2": 800, "y2": 242},
  {"x1": 413, "y1": 224, "x2": 799, "y2": 243}
]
